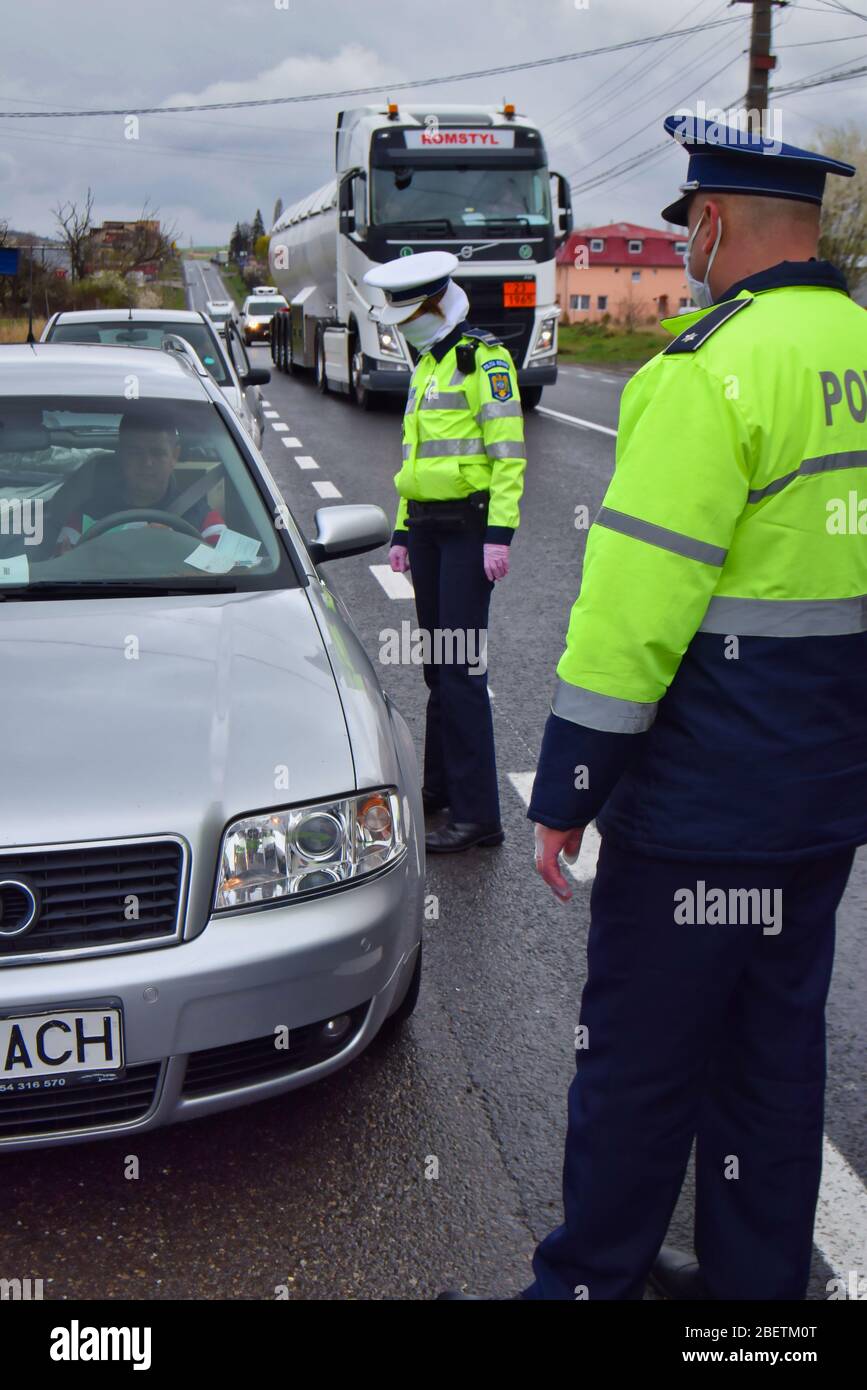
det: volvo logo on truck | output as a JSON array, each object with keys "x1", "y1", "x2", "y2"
[{"x1": 268, "y1": 103, "x2": 572, "y2": 411}]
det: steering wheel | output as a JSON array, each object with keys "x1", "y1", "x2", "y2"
[{"x1": 76, "y1": 509, "x2": 204, "y2": 544}]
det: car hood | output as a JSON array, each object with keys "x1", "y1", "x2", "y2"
[{"x1": 1, "y1": 588, "x2": 355, "y2": 849}]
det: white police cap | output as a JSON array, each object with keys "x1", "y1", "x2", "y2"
[{"x1": 364, "y1": 250, "x2": 460, "y2": 324}]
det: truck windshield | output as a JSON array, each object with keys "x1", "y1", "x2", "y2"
[{"x1": 371, "y1": 166, "x2": 551, "y2": 229}]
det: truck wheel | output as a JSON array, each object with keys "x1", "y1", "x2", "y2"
[
  {"x1": 350, "y1": 334, "x2": 373, "y2": 411},
  {"x1": 521, "y1": 385, "x2": 543, "y2": 410},
  {"x1": 315, "y1": 327, "x2": 328, "y2": 394},
  {"x1": 270, "y1": 321, "x2": 280, "y2": 367}
]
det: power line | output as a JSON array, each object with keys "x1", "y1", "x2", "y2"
[
  {"x1": 0, "y1": 18, "x2": 747, "y2": 121},
  {"x1": 566, "y1": 45, "x2": 747, "y2": 188},
  {"x1": 544, "y1": 0, "x2": 723, "y2": 143}
]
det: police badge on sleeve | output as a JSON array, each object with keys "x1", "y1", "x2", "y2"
[{"x1": 484, "y1": 359, "x2": 513, "y2": 401}]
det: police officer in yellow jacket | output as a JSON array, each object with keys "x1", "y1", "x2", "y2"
[
  {"x1": 364, "y1": 252, "x2": 527, "y2": 853},
  {"x1": 442, "y1": 121, "x2": 865, "y2": 1300}
]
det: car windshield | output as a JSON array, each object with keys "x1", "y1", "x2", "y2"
[
  {"x1": 49, "y1": 320, "x2": 232, "y2": 387},
  {"x1": 371, "y1": 165, "x2": 552, "y2": 228},
  {"x1": 246, "y1": 299, "x2": 285, "y2": 314},
  {"x1": 208, "y1": 306, "x2": 232, "y2": 321},
  {"x1": 0, "y1": 396, "x2": 298, "y2": 596}
]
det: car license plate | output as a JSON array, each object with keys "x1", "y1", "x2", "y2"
[
  {"x1": 503, "y1": 280, "x2": 536, "y2": 308},
  {"x1": 0, "y1": 1007, "x2": 124, "y2": 1095}
]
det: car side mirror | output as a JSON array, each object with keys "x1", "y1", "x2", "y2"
[
  {"x1": 241, "y1": 367, "x2": 271, "y2": 386},
  {"x1": 307, "y1": 504, "x2": 390, "y2": 563}
]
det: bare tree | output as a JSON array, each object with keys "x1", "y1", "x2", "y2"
[
  {"x1": 617, "y1": 283, "x2": 645, "y2": 332},
  {"x1": 112, "y1": 203, "x2": 179, "y2": 276},
  {"x1": 817, "y1": 125, "x2": 867, "y2": 295},
  {"x1": 52, "y1": 187, "x2": 95, "y2": 282}
]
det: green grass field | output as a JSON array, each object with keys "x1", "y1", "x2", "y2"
[{"x1": 558, "y1": 321, "x2": 669, "y2": 367}]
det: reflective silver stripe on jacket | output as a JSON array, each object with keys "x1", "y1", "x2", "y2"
[
  {"x1": 418, "y1": 391, "x2": 469, "y2": 411},
  {"x1": 552, "y1": 677, "x2": 658, "y2": 733},
  {"x1": 449, "y1": 368, "x2": 467, "y2": 387},
  {"x1": 748, "y1": 450, "x2": 867, "y2": 503},
  {"x1": 597, "y1": 506, "x2": 728, "y2": 567},
  {"x1": 415, "y1": 438, "x2": 487, "y2": 457},
  {"x1": 478, "y1": 401, "x2": 523, "y2": 422},
  {"x1": 486, "y1": 440, "x2": 526, "y2": 461},
  {"x1": 402, "y1": 442, "x2": 412, "y2": 460},
  {"x1": 699, "y1": 593, "x2": 867, "y2": 637},
  {"x1": 404, "y1": 388, "x2": 417, "y2": 414}
]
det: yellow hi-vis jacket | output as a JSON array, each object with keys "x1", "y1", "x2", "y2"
[{"x1": 392, "y1": 332, "x2": 527, "y2": 544}]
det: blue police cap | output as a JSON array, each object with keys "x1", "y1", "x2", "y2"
[{"x1": 661, "y1": 114, "x2": 856, "y2": 226}]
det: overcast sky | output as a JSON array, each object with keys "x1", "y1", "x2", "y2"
[{"x1": 1, "y1": 0, "x2": 864, "y2": 244}]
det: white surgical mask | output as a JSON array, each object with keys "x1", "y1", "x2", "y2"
[
  {"x1": 400, "y1": 280, "x2": 470, "y2": 353},
  {"x1": 683, "y1": 211, "x2": 723, "y2": 310},
  {"x1": 400, "y1": 311, "x2": 445, "y2": 351}
]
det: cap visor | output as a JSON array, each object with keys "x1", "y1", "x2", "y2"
[
  {"x1": 661, "y1": 193, "x2": 691, "y2": 226},
  {"x1": 379, "y1": 301, "x2": 422, "y2": 325}
]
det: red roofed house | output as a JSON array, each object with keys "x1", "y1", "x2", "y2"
[{"x1": 556, "y1": 222, "x2": 692, "y2": 326}]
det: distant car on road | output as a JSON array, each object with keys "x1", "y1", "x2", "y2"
[
  {"x1": 42, "y1": 308, "x2": 268, "y2": 449},
  {"x1": 240, "y1": 293, "x2": 288, "y2": 346},
  {"x1": 0, "y1": 340, "x2": 423, "y2": 1152},
  {"x1": 205, "y1": 299, "x2": 235, "y2": 333}
]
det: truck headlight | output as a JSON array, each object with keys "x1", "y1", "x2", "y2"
[
  {"x1": 214, "y1": 789, "x2": 405, "y2": 910},
  {"x1": 531, "y1": 316, "x2": 558, "y2": 356},
  {"x1": 376, "y1": 321, "x2": 406, "y2": 360}
]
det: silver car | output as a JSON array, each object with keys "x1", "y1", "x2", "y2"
[
  {"x1": 240, "y1": 294, "x2": 288, "y2": 346},
  {"x1": 41, "y1": 308, "x2": 267, "y2": 449},
  {"x1": 0, "y1": 341, "x2": 424, "y2": 1151}
]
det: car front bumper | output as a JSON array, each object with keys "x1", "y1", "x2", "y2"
[{"x1": 0, "y1": 862, "x2": 420, "y2": 1151}]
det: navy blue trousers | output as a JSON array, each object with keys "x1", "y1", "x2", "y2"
[
  {"x1": 406, "y1": 525, "x2": 499, "y2": 825},
  {"x1": 524, "y1": 837, "x2": 856, "y2": 1300}
]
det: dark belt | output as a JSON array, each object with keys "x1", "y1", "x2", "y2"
[{"x1": 406, "y1": 491, "x2": 489, "y2": 533}]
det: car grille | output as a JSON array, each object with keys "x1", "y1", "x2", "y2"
[
  {"x1": 0, "y1": 1063, "x2": 162, "y2": 1141},
  {"x1": 182, "y1": 1005, "x2": 370, "y2": 1097},
  {"x1": 0, "y1": 839, "x2": 186, "y2": 959}
]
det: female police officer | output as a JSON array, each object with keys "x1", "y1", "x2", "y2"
[{"x1": 364, "y1": 251, "x2": 527, "y2": 853}]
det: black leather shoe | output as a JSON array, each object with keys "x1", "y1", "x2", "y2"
[
  {"x1": 648, "y1": 1245, "x2": 709, "y2": 1300},
  {"x1": 425, "y1": 821, "x2": 505, "y2": 853}
]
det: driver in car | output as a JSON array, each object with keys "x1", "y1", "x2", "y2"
[{"x1": 57, "y1": 414, "x2": 226, "y2": 551}]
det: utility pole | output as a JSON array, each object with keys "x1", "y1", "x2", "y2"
[{"x1": 732, "y1": 0, "x2": 787, "y2": 123}]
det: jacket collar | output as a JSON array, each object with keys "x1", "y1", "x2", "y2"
[
  {"x1": 429, "y1": 320, "x2": 470, "y2": 363},
  {"x1": 718, "y1": 258, "x2": 848, "y2": 301}
]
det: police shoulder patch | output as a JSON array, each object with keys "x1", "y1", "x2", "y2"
[
  {"x1": 664, "y1": 296, "x2": 753, "y2": 355},
  {"x1": 486, "y1": 368, "x2": 513, "y2": 401}
]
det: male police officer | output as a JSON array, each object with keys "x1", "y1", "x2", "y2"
[
  {"x1": 443, "y1": 119, "x2": 866, "y2": 1299},
  {"x1": 364, "y1": 251, "x2": 526, "y2": 853}
]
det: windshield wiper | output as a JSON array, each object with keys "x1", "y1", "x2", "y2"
[{"x1": 0, "y1": 579, "x2": 239, "y2": 601}]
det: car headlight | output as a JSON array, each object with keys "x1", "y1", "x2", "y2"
[
  {"x1": 376, "y1": 321, "x2": 406, "y2": 360},
  {"x1": 247, "y1": 319, "x2": 261, "y2": 329},
  {"x1": 531, "y1": 315, "x2": 558, "y2": 356},
  {"x1": 214, "y1": 789, "x2": 405, "y2": 910}
]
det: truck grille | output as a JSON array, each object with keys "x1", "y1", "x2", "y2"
[
  {"x1": 455, "y1": 276, "x2": 535, "y2": 363},
  {"x1": 0, "y1": 838, "x2": 186, "y2": 960},
  {"x1": 0, "y1": 1063, "x2": 162, "y2": 1140},
  {"x1": 182, "y1": 1005, "x2": 369, "y2": 1096}
]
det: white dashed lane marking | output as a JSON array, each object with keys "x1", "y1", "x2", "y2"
[
  {"x1": 508, "y1": 772, "x2": 600, "y2": 881},
  {"x1": 295, "y1": 456, "x2": 319, "y2": 470},
  {"x1": 537, "y1": 405, "x2": 617, "y2": 437},
  {"x1": 312, "y1": 480, "x2": 341, "y2": 499},
  {"x1": 271, "y1": 422, "x2": 289, "y2": 432},
  {"x1": 370, "y1": 565, "x2": 415, "y2": 599},
  {"x1": 280, "y1": 437, "x2": 302, "y2": 448},
  {"x1": 263, "y1": 410, "x2": 280, "y2": 419},
  {"x1": 508, "y1": 771, "x2": 867, "y2": 1275}
]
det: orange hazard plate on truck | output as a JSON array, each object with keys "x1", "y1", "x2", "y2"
[{"x1": 503, "y1": 281, "x2": 536, "y2": 308}]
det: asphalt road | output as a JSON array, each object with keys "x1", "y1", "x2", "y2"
[{"x1": 1, "y1": 265, "x2": 862, "y2": 1303}]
